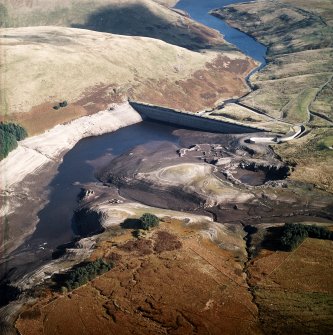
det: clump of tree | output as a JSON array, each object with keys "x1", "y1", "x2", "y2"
[
  {"x1": 280, "y1": 223, "x2": 333, "y2": 251},
  {"x1": 139, "y1": 213, "x2": 159, "y2": 230},
  {"x1": 0, "y1": 129, "x2": 17, "y2": 160},
  {"x1": 0, "y1": 122, "x2": 28, "y2": 140},
  {"x1": 53, "y1": 101, "x2": 68, "y2": 109},
  {"x1": 0, "y1": 122, "x2": 28, "y2": 160},
  {"x1": 58, "y1": 259, "x2": 112, "y2": 291}
]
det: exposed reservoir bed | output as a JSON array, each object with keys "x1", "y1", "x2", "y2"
[
  {"x1": 1, "y1": 0, "x2": 269, "y2": 283},
  {"x1": 1, "y1": 121, "x2": 179, "y2": 282}
]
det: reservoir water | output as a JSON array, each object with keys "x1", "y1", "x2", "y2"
[
  {"x1": 175, "y1": 0, "x2": 267, "y2": 65},
  {"x1": 2, "y1": 122, "x2": 179, "y2": 281},
  {"x1": 31, "y1": 121, "x2": 178, "y2": 249},
  {"x1": 2, "y1": 0, "x2": 268, "y2": 282}
]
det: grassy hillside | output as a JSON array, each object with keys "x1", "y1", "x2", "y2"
[
  {"x1": 247, "y1": 224, "x2": 333, "y2": 334},
  {"x1": 212, "y1": 0, "x2": 333, "y2": 191},
  {"x1": 0, "y1": 26, "x2": 255, "y2": 135},
  {"x1": 0, "y1": 0, "x2": 227, "y2": 51},
  {"x1": 212, "y1": 0, "x2": 333, "y2": 125},
  {"x1": 0, "y1": 0, "x2": 257, "y2": 135}
]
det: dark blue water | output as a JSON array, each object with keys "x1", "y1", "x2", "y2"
[
  {"x1": 1, "y1": 122, "x2": 179, "y2": 281},
  {"x1": 176, "y1": 0, "x2": 267, "y2": 65},
  {"x1": 29, "y1": 121, "x2": 179, "y2": 249},
  {"x1": 3, "y1": 0, "x2": 268, "y2": 282}
]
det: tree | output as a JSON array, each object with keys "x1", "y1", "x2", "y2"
[
  {"x1": 57, "y1": 259, "x2": 113, "y2": 291},
  {"x1": 0, "y1": 129, "x2": 17, "y2": 159},
  {"x1": 280, "y1": 223, "x2": 333, "y2": 251},
  {"x1": 139, "y1": 213, "x2": 159, "y2": 230},
  {"x1": 0, "y1": 122, "x2": 28, "y2": 141}
]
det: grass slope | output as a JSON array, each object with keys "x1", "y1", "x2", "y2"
[
  {"x1": 212, "y1": 0, "x2": 333, "y2": 125},
  {"x1": 211, "y1": 0, "x2": 333, "y2": 191},
  {"x1": 0, "y1": 0, "x2": 228, "y2": 51},
  {"x1": 248, "y1": 235, "x2": 333, "y2": 335},
  {"x1": 0, "y1": 26, "x2": 255, "y2": 135}
]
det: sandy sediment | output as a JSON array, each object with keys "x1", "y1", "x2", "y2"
[
  {"x1": 92, "y1": 201, "x2": 213, "y2": 228},
  {"x1": 0, "y1": 102, "x2": 142, "y2": 191},
  {"x1": 137, "y1": 163, "x2": 254, "y2": 206}
]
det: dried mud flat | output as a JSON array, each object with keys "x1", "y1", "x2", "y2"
[
  {"x1": 5, "y1": 126, "x2": 333, "y2": 335},
  {"x1": 15, "y1": 220, "x2": 262, "y2": 335}
]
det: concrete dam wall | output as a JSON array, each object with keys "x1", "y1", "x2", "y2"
[{"x1": 130, "y1": 102, "x2": 261, "y2": 134}]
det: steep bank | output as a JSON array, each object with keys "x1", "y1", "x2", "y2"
[
  {"x1": 1, "y1": 26, "x2": 256, "y2": 135},
  {"x1": 0, "y1": 0, "x2": 258, "y2": 135},
  {"x1": 0, "y1": 0, "x2": 224, "y2": 51},
  {"x1": 0, "y1": 102, "x2": 142, "y2": 256},
  {"x1": 0, "y1": 103, "x2": 142, "y2": 190}
]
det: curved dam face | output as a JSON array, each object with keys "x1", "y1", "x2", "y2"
[{"x1": 130, "y1": 102, "x2": 261, "y2": 134}]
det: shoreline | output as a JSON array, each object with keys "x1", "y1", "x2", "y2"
[
  {"x1": 0, "y1": 102, "x2": 143, "y2": 191},
  {"x1": 0, "y1": 102, "x2": 143, "y2": 257}
]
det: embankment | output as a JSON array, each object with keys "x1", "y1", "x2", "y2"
[{"x1": 130, "y1": 101, "x2": 262, "y2": 134}]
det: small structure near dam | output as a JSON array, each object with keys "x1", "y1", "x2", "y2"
[
  {"x1": 130, "y1": 102, "x2": 261, "y2": 134},
  {"x1": 247, "y1": 125, "x2": 304, "y2": 144}
]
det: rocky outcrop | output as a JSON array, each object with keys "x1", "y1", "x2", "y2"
[
  {"x1": 238, "y1": 161, "x2": 290, "y2": 182},
  {"x1": 77, "y1": 188, "x2": 95, "y2": 202}
]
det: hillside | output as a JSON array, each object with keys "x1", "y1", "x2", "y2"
[
  {"x1": 211, "y1": 0, "x2": 333, "y2": 192},
  {"x1": 0, "y1": 0, "x2": 227, "y2": 51},
  {"x1": 0, "y1": 26, "x2": 255, "y2": 135},
  {"x1": 212, "y1": 0, "x2": 333, "y2": 125},
  {"x1": 0, "y1": 0, "x2": 257, "y2": 135},
  {"x1": 15, "y1": 218, "x2": 262, "y2": 335}
]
